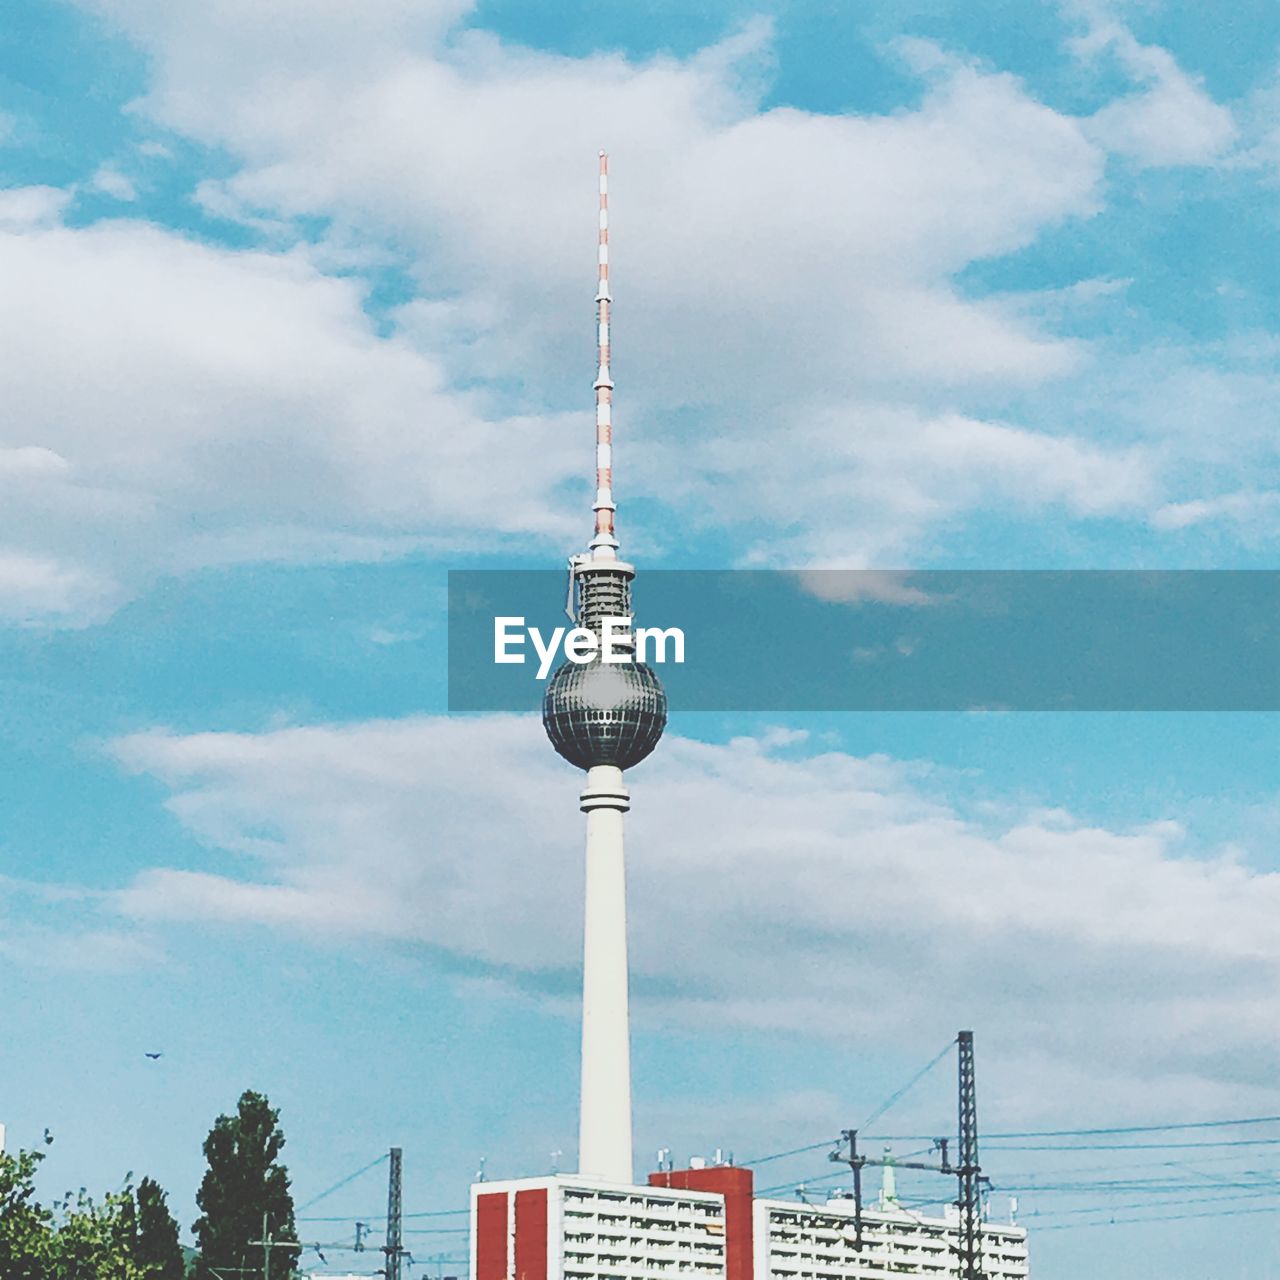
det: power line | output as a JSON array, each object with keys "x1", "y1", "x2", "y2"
[
  {"x1": 297, "y1": 1154, "x2": 389, "y2": 1212},
  {"x1": 867, "y1": 1114, "x2": 1280, "y2": 1143},
  {"x1": 1024, "y1": 1186, "x2": 1280, "y2": 1220},
  {"x1": 757, "y1": 1168, "x2": 848, "y2": 1198},
  {"x1": 1035, "y1": 1202, "x2": 1280, "y2": 1232},
  {"x1": 988, "y1": 1115, "x2": 1280, "y2": 1140},
  {"x1": 741, "y1": 1115, "x2": 1280, "y2": 1183},
  {"x1": 742, "y1": 1140, "x2": 838, "y2": 1167},
  {"x1": 861, "y1": 1039, "x2": 955, "y2": 1132},
  {"x1": 298, "y1": 1208, "x2": 469, "y2": 1224},
  {"x1": 989, "y1": 1138, "x2": 1280, "y2": 1153}
]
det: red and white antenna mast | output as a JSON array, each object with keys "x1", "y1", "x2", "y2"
[{"x1": 590, "y1": 150, "x2": 618, "y2": 560}]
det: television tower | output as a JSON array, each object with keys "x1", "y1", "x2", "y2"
[{"x1": 542, "y1": 152, "x2": 667, "y2": 1184}]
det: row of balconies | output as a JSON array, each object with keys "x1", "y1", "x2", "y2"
[
  {"x1": 768, "y1": 1240, "x2": 1028, "y2": 1260},
  {"x1": 562, "y1": 1244, "x2": 722, "y2": 1262},
  {"x1": 765, "y1": 1262, "x2": 1027, "y2": 1280},
  {"x1": 564, "y1": 1196, "x2": 721, "y2": 1219},
  {"x1": 567, "y1": 1210, "x2": 721, "y2": 1224},
  {"x1": 768, "y1": 1248, "x2": 1027, "y2": 1275},
  {"x1": 563, "y1": 1263, "x2": 722, "y2": 1280}
]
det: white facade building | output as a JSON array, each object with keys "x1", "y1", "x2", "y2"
[
  {"x1": 472, "y1": 1175, "x2": 729, "y2": 1280},
  {"x1": 471, "y1": 1168, "x2": 1029, "y2": 1280},
  {"x1": 757, "y1": 1198, "x2": 1028, "y2": 1280}
]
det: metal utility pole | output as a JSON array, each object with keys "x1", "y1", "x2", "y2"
[
  {"x1": 830, "y1": 1129, "x2": 949, "y2": 1251},
  {"x1": 832, "y1": 1130, "x2": 867, "y2": 1250},
  {"x1": 956, "y1": 1030, "x2": 983, "y2": 1280},
  {"x1": 829, "y1": 1032, "x2": 989, "y2": 1279},
  {"x1": 248, "y1": 1216, "x2": 301, "y2": 1280},
  {"x1": 385, "y1": 1146, "x2": 404, "y2": 1280}
]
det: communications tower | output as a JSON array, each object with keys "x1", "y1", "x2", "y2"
[{"x1": 542, "y1": 152, "x2": 667, "y2": 1184}]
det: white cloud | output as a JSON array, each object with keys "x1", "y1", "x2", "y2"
[
  {"x1": 49, "y1": 2, "x2": 1162, "y2": 581},
  {"x1": 0, "y1": 875, "x2": 163, "y2": 971},
  {"x1": 0, "y1": 185, "x2": 72, "y2": 230},
  {"x1": 107, "y1": 715, "x2": 1280, "y2": 1119},
  {"x1": 0, "y1": 213, "x2": 586, "y2": 620},
  {"x1": 674, "y1": 405, "x2": 1153, "y2": 565},
  {"x1": 87, "y1": 164, "x2": 139, "y2": 202},
  {"x1": 1070, "y1": 18, "x2": 1236, "y2": 167},
  {"x1": 0, "y1": 550, "x2": 123, "y2": 627},
  {"x1": 1151, "y1": 489, "x2": 1280, "y2": 534},
  {"x1": 0, "y1": 3, "x2": 1249, "y2": 617}
]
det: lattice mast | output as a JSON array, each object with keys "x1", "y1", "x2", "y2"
[
  {"x1": 956, "y1": 1031, "x2": 983, "y2": 1280},
  {"x1": 384, "y1": 1146, "x2": 404, "y2": 1280}
]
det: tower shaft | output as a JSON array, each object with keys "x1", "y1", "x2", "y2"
[{"x1": 578, "y1": 764, "x2": 633, "y2": 1182}]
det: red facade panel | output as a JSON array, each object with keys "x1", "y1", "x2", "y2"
[
  {"x1": 476, "y1": 1191, "x2": 509, "y2": 1280},
  {"x1": 649, "y1": 1166, "x2": 754, "y2": 1280},
  {"x1": 645, "y1": 1172, "x2": 752, "y2": 1280},
  {"x1": 514, "y1": 1188, "x2": 549, "y2": 1280}
]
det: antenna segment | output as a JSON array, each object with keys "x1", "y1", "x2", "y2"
[{"x1": 591, "y1": 150, "x2": 618, "y2": 558}]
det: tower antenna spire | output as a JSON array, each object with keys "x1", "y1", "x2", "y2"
[{"x1": 590, "y1": 150, "x2": 618, "y2": 559}]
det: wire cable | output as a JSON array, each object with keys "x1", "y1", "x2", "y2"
[
  {"x1": 297, "y1": 1154, "x2": 389, "y2": 1213},
  {"x1": 861, "y1": 1039, "x2": 956, "y2": 1132},
  {"x1": 742, "y1": 1139, "x2": 839, "y2": 1167},
  {"x1": 868, "y1": 1114, "x2": 1280, "y2": 1143}
]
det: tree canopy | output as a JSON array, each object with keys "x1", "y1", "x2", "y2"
[
  {"x1": 192, "y1": 1090, "x2": 298, "y2": 1280},
  {"x1": 0, "y1": 1137, "x2": 159, "y2": 1280},
  {"x1": 135, "y1": 1176, "x2": 186, "y2": 1280}
]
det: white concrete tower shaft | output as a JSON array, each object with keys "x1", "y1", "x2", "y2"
[{"x1": 578, "y1": 763, "x2": 632, "y2": 1182}]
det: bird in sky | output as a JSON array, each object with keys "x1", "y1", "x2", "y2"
[{"x1": 144, "y1": 1052, "x2": 163, "y2": 1060}]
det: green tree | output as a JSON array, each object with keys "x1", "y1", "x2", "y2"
[
  {"x1": 191, "y1": 1091, "x2": 297, "y2": 1280},
  {"x1": 0, "y1": 1136, "x2": 149, "y2": 1280},
  {"x1": 0, "y1": 1143, "x2": 54, "y2": 1280},
  {"x1": 135, "y1": 1177, "x2": 185, "y2": 1280},
  {"x1": 48, "y1": 1185, "x2": 147, "y2": 1280}
]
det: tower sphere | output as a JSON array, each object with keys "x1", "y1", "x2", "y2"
[{"x1": 542, "y1": 657, "x2": 667, "y2": 770}]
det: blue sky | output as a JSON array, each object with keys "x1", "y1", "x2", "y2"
[{"x1": 2, "y1": 2, "x2": 1280, "y2": 1278}]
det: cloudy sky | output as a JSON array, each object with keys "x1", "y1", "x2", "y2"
[{"x1": 2, "y1": 2, "x2": 1279, "y2": 1277}]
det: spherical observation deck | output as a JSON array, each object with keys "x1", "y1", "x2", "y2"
[{"x1": 542, "y1": 657, "x2": 667, "y2": 770}]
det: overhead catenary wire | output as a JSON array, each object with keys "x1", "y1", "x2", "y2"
[
  {"x1": 1023, "y1": 1186, "x2": 1280, "y2": 1220},
  {"x1": 860, "y1": 1039, "x2": 956, "y2": 1132},
  {"x1": 742, "y1": 1140, "x2": 838, "y2": 1167},
  {"x1": 865, "y1": 1113, "x2": 1280, "y2": 1143},
  {"x1": 298, "y1": 1208, "x2": 469, "y2": 1224},
  {"x1": 294, "y1": 1112, "x2": 1280, "y2": 1245},
  {"x1": 981, "y1": 1137, "x2": 1280, "y2": 1153},
  {"x1": 297, "y1": 1154, "x2": 390, "y2": 1212},
  {"x1": 1035, "y1": 1202, "x2": 1280, "y2": 1232}
]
